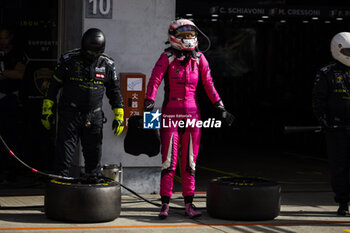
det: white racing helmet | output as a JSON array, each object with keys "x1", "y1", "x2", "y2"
[
  {"x1": 331, "y1": 32, "x2": 350, "y2": 67},
  {"x1": 168, "y1": 19, "x2": 198, "y2": 51}
]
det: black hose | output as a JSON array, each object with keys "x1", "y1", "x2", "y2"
[
  {"x1": 0, "y1": 134, "x2": 206, "y2": 210},
  {"x1": 123, "y1": 196, "x2": 206, "y2": 204},
  {"x1": 195, "y1": 26, "x2": 211, "y2": 53},
  {"x1": 0, "y1": 135, "x2": 75, "y2": 181},
  {"x1": 118, "y1": 183, "x2": 205, "y2": 210}
]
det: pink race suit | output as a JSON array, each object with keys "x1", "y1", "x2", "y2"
[{"x1": 146, "y1": 49, "x2": 221, "y2": 198}]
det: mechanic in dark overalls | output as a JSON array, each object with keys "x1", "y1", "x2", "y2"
[
  {"x1": 41, "y1": 28, "x2": 124, "y2": 179},
  {"x1": 312, "y1": 32, "x2": 350, "y2": 216}
]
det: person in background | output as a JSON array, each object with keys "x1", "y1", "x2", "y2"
[
  {"x1": 0, "y1": 26, "x2": 27, "y2": 184},
  {"x1": 144, "y1": 19, "x2": 235, "y2": 219},
  {"x1": 312, "y1": 32, "x2": 350, "y2": 216},
  {"x1": 41, "y1": 28, "x2": 124, "y2": 181}
]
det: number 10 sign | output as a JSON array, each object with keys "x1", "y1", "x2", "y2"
[{"x1": 85, "y1": 0, "x2": 112, "y2": 19}]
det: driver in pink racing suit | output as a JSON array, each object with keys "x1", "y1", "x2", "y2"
[{"x1": 144, "y1": 19, "x2": 235, "y2": 219}]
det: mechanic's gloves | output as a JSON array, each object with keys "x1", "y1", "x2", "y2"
[
  {"x1": 112, "y1": 108, "x2": 124, "y2": 136},
  {"x1": 214, "y1": 100, "x2": 235, "y2": 126},
  {"x1": 144, "y1": 99, "x2": 155, "y2": 111},
  {"x1": 41, "y1": 99, "x2": 55, "y2": 130}
]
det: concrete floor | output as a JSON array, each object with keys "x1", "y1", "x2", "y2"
[{"x1": 0, "y1": 148, "x2": 350, "y2": 233}]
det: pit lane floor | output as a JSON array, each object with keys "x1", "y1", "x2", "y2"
[{"x1": 0, "y1": 149, "x2": 350, "y2": 233}]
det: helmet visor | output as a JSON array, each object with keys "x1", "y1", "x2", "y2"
[
  {"x1": 175, "y1": 25, "x2": 196, "y2": 37},
  {"x1": 340, "y1": 48, "x2": 350, "y2": 57}
]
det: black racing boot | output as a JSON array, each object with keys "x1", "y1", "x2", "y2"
[{"x1": 337, "y1": 202, "x2": 349, "y2": 216}]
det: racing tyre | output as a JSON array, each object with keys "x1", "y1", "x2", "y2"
[
  {"x1": 45, "y1": 179, "x2": 121, "y2": 223},
  {"x1": 207, "y1": 177, "x2": 281, "y2": 220}
]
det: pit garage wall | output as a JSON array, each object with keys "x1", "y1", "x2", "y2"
[{"x1": 82, "y1": 0, "x2": 175, "y2": 193}]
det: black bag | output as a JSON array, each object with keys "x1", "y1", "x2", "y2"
[{"x1": 124, "y1": 116, "x2": 160, "y2": 157}]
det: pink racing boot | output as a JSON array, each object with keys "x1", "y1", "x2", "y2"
[
  {"x1": 159, "y1": 203, "x2": 169, "y2": 219},
  {"x1": 185, "y1": 203, "x2": 202, "y2": 218}
]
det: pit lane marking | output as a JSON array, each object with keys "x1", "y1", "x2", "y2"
[{"x1": 1, "y1": 221, "x2": 350, "y2": 231}]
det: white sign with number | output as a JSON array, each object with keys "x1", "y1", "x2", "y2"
[{"x1": 85, "y1": 0, "x2": 112, "y2": 18}]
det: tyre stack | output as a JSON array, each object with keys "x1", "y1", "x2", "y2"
[
  {"x1": 207, "y1": 177, "x2": 281, "y2": 220},
  {"x1": 45, "y1": 179, "x2": 121, "y2": 223}
]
